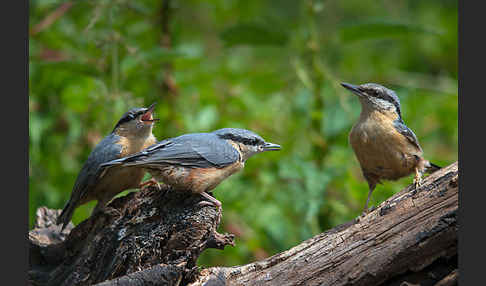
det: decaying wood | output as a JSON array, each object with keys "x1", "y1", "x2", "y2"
[
  {"x1": 28, "y1": 162, "x2": 458, "y2": 286},
  {"x1": 28, "y1": 186, "x2": 235, "y2": 286},
  {"x1": 190, "y1": 161, "x2": 458, "y2": 286}
]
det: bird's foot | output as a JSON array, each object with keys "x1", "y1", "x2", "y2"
[
  {"x1": 139, "y1": 178, "x2": 161, "y2": 191},
  {"x1": 197, "y1": 200, "x2": 220, "y2": 208},
  {"x1": 355, "y1": 211, "x2": 367, "y2": 223},
  {"x1": 413, "y1": 167, "x2": 425, "y2": 191},
  {"x1": 198, "y1": 192, "x2": 222, "y2": 209},
  {"x1": 356, "y1": 205, "x2": 375, "y2": 222},
  {"x1": 413, "y1": 176, "x2": 423, "y2": 191},
  {"x1": 198, "y1": 192, "x2": 223, "y2": 226}
]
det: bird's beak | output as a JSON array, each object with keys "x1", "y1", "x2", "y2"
[
  {"x1": 146, "y1": 102, "x2": 156, "y2": 112},
  {"x1": 141, "y1": 102, "x2": 160, "y2": 123},
  {"x1": 341, "y1": 82, "x2": 364, "y2": 97},
  {"x1": 262, "y1": 142, "x2": 281, "y2": 151}
]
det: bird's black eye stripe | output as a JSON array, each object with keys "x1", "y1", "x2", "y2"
[
  {"x1": 134, "y1": 110, "x2": 146, "y2": 117},
  {"x1": 365, "y1": 89, "x2": 378, "y2": 97},
  {"x1": 125, "y1": 113, "x2": 137, "y2": 120},
  {"x1": 111, "y1": 107, "x2": 150, "y2": 133},
  {"x1": 217, "y1": 134, "x2": 263, "y2": 146},
  {"x1": 380, "y1": 93, "x2": 399, "y2": 108},
  {"x1": 125, "y1": 110, "x2": 146, "y2": 120},
  {"x1": 368, "y1": 88, "x2": 402, "y2": 118},
  {"x1": 122, "y1": 114, "x2": 133, "y2": 122},
  {"x1": 367, "y1": 88, "x2": 393, "y2": 103}
]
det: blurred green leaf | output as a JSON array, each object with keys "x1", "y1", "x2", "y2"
[
  {"x1": 339, "y1": 19, "x2": 443, "y2": 42},
  {"x1": 221, "y1": 23, "x2": 288, "y2": 47},
  {"x1": 185, "y1": 105, "x2": 219, "y2": 132},
  {"x1": 36, "y1": 61, "x2": 101, "y2": 77},
  {"x1": 121, "y1": 47, "x2": 187, "y2": 76},
  {"x1": 61, "y1": 76, "x2": 107, "y2": 112},
  {"x1": 141, "y1": 47, "x2": 187, "y2": 62}
]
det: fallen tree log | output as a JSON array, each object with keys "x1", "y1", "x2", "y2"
[
  {"x1": 29, "y1": 162, "x2": 458, "y2": 286},
  {"x1": 191, "y1": 161, "x2": 459, "y2": 286},
  {"x1": 29, "y1": 187, "x2": 235, "y2": 286}
]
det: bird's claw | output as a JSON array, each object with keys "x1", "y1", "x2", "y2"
[
  {"x1": 196, "y1": 200, "x2": 223, "y2": 226},
  {"x1": 413, "y1": 177, "x2": 422, "y2": 190},
  {"x1": 197, "y1": 192, "x2": 223, "y2": 226},
  {"x1": 139, "y1": 178, "x2": 161, "y2": 191},
  {"x1": 197, "y1": 200, "x2": 219, "y2": 208},
  {"x1": 413, "y1": 167, "x2": 425, "y2": 191},
  {"x1": 361, "y1": 204, "x2": 376, "y2": 216},
  {"x1": 360, "y1": 206, "x2": 373, "y2": 218}
]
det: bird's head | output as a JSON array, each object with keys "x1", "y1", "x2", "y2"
[
  {"x1": 212, "y1": 128, "x2": 281, "y2": 161},
  {"x1": 341, "y1": 82, "x2": 402, "y2": 118},
  {"x1": 112, "y1": 102, "x2": 159, "y2": 137}
]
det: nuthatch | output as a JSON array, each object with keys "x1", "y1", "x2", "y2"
[
  {"x1": 341, "y1": 82, "x2": 440, "y2": 215},
  {"x1": 100, "y1": 128, "x2": 281, "y2": 208},
  {"x1": 57, "y1": 103, "x2": 159, "y2": 229}
]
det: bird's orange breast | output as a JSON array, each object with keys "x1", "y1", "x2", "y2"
[
  {"x1": 349, "y1": 111, "x2": 422, "y2": 180},
  {"x1": 118, "y1": 134, "x2": 157, "y2": 157},
  {"x1": 186, "y1": 162, "x2": 244, "y2": 194}
]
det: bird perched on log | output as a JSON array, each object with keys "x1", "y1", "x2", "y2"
[
  {"x1": 57, "y1": 103, "x2": 159, "y2": 229},
  {"x1": 341, "y1": 82, "x2": 440, "y2": 215},
  {"x1": 100, "y1": 128, "x2": 281, "y2": 208}
]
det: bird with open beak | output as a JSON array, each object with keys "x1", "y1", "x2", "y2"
[{"x1": 57, "y1": 103, "x2": 159, "y2": 229}]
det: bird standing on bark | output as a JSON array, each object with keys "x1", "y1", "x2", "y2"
[
  {"x1": 341, "y1": 82, "x2": 440, "y2": 215},
  {"x1": 57, "y1": 103, "x2": 159, "y2": 229},
  {"x1": 100, "y1": 128, "x2": 281, "y2": 208}
]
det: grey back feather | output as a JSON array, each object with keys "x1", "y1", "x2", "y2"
[
  {"x1": 71, "y1": 133, "x2": 123, "y2": 201},
  {"x1": 102, "y1": 133, "x2": 240, "y2": 169},
  {"x1": 393, "y1": 119, "x2": 422, "y2": 151}
]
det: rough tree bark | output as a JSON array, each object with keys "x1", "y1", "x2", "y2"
[
  {"x1": 29, "y1": 188, "x2": 235, "y2": 286},
  {"x1": 29, "y1": 162, "x2": 458, "y2": 286},
  {"x1": 191, "y1": 162, "x2": 458, "y2": 286}
]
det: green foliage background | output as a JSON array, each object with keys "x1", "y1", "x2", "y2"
[{"x1": 29, "y1": 0, "x2": 457, "y2": 267}]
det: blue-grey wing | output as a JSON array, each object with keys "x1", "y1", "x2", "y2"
[
  {"x1": 393, "y1": 119, "x2": 422, "y2": 151},
  {"x1": 107, "y1": 133, "x2": 239, "y2": 169},
  {"x1": 71, "y1": 133, "x2": 123, "y2": 200}
]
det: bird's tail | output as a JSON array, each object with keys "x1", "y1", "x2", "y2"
[
  {"x1": 57, "y1": 198, "x2": 76, "y2": 230},
  {"x1": 426, "y1": 162, "x2": 441, "y2": 174}
]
